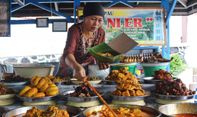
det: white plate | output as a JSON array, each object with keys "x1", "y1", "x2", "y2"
[
  {"x1": 143, "y1": 77, "x2": 154, "y2": 80},
  {"x1": 1, "y1": 81, "x2": 27, "y2": 86}
]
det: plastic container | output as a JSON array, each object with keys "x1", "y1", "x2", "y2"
[
  {"x1": 13, "y1": 64, "x2": 54, "y2": 78},
  {"x1": 88, "y1": 64, "x2": 110, "y2": 80},
  {"x1": 141, "y1": 62, "x2": 169, "y2": 77},
  {"x1": 88, "y1": 43, "x2": 121, "y2": 63}
]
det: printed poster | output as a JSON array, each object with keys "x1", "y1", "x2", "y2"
[{"x1": 78, "y1": 8, "x2": 166, "y2": 45}]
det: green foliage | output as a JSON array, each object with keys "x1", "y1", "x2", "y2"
[{"x1": 170, "y1": 53, "x2": 187, "y2": 76}]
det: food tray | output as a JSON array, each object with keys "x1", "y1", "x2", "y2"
[
  {"x1": 83, "y1": 104, "x2": 161, "y2": 117},
  {"x1": 155, "y1": 93, "x2": 195, "y2": 100},
  {"x1": 112, "y1": 91, "x2": 150, "y2": 101},
  {"x1": 4, "y1": 105, "x2": 82, "y2": 117},
  {"x1": 60, "y1": 90, "x2": 100, "y2": 102},
  {"x1": 159, "y1": 103, "x2": 197, "y2": 116},
  {"x1": 16, "y1": 95, "x2": 56, "y2": 102}
]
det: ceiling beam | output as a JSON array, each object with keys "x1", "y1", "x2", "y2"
[
  {"x1": 177, "y1": 0, "x2": 187, "y2": 8},
  {"x1": 25, "y1": 0, "x2": 161, "y2": 3},
  {"x1": 11, "y1": 3, "x2": 30, "y2": 13},
  {"x1": 187, "y1": 0, "x2": 197, "y2": 8},
  {"x1": 14, "y1": 0, "x2": 25, "y2": 6},
  {"x1": 31, "y1": 2, "x2": 70, "y2": 19},
  {"x1": 54, "y1": 2, "x2": 59, "y2": 11}
]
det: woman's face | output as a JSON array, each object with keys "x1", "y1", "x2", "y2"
[{"x1": 83, "y1": 15, "x2": 103, "y2": 32}]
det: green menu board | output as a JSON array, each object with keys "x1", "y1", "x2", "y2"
[{"x1": 0, "y1": 0, "x2": 10, "y2": 37}]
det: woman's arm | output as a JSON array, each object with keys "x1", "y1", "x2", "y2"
[
  {"x1": 63, "y1": 24, "x2": 86, "y2": 80},
  {"x1": 65, "y1": 54, "x2": 86, "y2": 79}
]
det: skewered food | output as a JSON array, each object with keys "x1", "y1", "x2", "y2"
[
  {"x1": 142, "y1": 52, "x2": 170, "y2": 63},
  {"x1": 120, "y1": 55, "x2": 143, "y2": 63}
]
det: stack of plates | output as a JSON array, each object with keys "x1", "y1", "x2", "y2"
[
  {"x1": 3, "y1": 105, "x2": 81, "y2": 117},
  {"x1": 0, "y1": 94, "x2": 15, "y2": 106}
]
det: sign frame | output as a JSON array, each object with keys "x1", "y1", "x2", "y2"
[
  {"x1": 52, "y1": 21, "x2": 67, "y2": 32},
  {"x1": 77, "y1": 7, "x2": 166, "y2": 46},
  {"x1": 36, "y1": 18, "x2": 49, "y2": 28}
]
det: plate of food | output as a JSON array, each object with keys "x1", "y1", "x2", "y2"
[
  {"x1": 0, "y1": 84, "x2": 16, "y2": 99},
  {"x1": 83, "y1": 104, "x2": 161, "y2": 117},
  {"x1": 59, "y1": 85, "x2": 102, "y2": 102},
  {"x1": 61, "y1": 90, "x2": 100, "y2": 102},
  {"x1": 4, "y1": 105, "x2": 81, "y2": 117},
  {"x1": 155, "y1": 78, "x2": 196, "y2": 100}
]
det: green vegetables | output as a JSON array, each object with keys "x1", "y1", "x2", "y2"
[{"x1": 170, "y1": 54, "x2": 187, "y2": 76}]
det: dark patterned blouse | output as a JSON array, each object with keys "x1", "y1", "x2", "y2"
[{"x1": 58, "y1": 23, "x2": 105, "y2": 77}]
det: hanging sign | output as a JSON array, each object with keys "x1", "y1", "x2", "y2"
[
  {"x1": 78, "y1": 8, "x2": 166, "y2": 45},
  {"x1": 0, "y1": 0, "x2": 10, "y2": 37}
]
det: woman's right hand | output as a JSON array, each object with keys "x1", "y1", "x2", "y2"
[{"x1": 73, "y1": 64, "x2": 86, "y2": 80}]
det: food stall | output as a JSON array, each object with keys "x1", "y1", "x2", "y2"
[{"x1": 0, "y1": 0, "x2": 197, "y2": 116}]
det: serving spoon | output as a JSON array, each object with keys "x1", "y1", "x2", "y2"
[{"x1": 83, "y1": 78, "x2": 118, "y2": 117}]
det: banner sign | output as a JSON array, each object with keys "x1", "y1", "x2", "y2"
[
  {"x1": 78, "y1": 8, "x2": 166, "y2": 45},
  {"x1": 0, "y1": 0, "x2": 10, "y2": 37}
]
